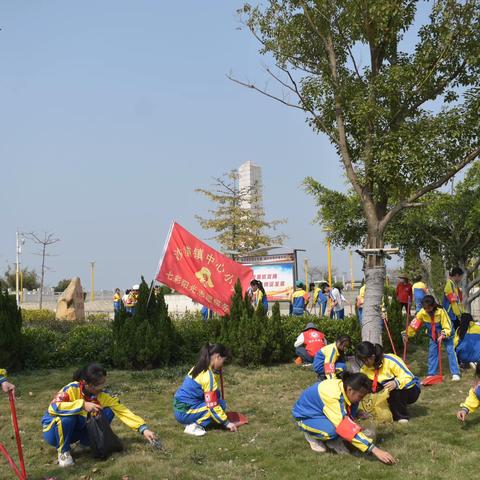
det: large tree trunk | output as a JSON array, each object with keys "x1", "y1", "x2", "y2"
[{"x1": 361, "y1": 226, "x2": 386, "y2": 345}]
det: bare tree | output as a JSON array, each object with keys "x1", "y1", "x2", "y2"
[{"x1": 26, "y1": 232, "x2": 60, "y2": 309}]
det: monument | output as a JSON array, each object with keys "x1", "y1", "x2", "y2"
[{"x1": 56, "y1": 277, "x2": 85, "y2": 321}]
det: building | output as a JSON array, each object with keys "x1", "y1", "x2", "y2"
[{"x1": 238, "y1": 161, "x2": 263, "y2": 212}]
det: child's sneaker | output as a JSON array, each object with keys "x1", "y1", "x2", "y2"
[
  {"x1": 470, "y1": 362, "x2": 477, "y2": 370},
  {"x1": 303, "y1": 432, "x2": 326, "y2": 452},
  {"x1": 397, "y1": 419, "x2": 409, "y2": 424},
  {"x1": 58, "y1": 451, "x2": 75, "y2": 467},
  {"x1": 452, "y1": 374, "x2": 461, "y2": 381},
  {"x1": 184, "y1": 423, "x2": 206, "y2": 436},
  {"x1": 325, "y1": 437, "x2": 349, "y2": 455}
]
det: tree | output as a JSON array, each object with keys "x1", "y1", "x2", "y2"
[
  {"x1": 308, "y1": 264, "x2": 338, "y2": 282},
  {"x1": 196, "y1": 170, "x2": 286, "y2": 254},
  {"x1": 3, "y1": 265, "x2": 40, "y2": 291},
  {"x1": 234, "y1": 1, "x2": 480, "y2": 343},
  {"x1": 0, "y1": 288, "x2": 23, "y2": 369},
  {"x1": 54, "y1": 278, "x2": 71, "y2": 293},
  {"x1": 26, "y1": 232, "x2": 60, "y2": 309},
  {"x1": 389, "y1": 163, "x2": 480, "y2": 312}
]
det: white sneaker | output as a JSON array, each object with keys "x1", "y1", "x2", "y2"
[
  {"x1": 304, "y1": 432, "x2": 326, "y2": 452},
  {"x1": 452, "y1": 375, "x2": 461, "y2": 381},
  {"x1": 325, "y1": 437, "x2": 349, "y2": 455},
  {"x1": 184, "y1": 423, "x2": 206, "y2": 436},
  {"x1": 470, "y1": 362, "x2": 477, "y2": 370},
  {"x1": 58, "y1": 451, "x2": 75, "y2": 467},
  {"x1": 397, "y1": 419, "x2": 409, "y2": 424}
]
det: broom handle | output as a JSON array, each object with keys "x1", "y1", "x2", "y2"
[
  {"x1": 0, "y1": 443, "x2": 23, "y2": 480},
  {"x1": 383, "y1": 313, "x2": 397, "y2": 356},
  {"x1": 9, "y1": 391, "x2": 26, "y2": 480}
]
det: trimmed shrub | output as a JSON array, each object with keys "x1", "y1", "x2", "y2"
[
  {"x1": 0, "y1": 288, "x2": 23, "y2": 369},
  {"x1": 21, "y1": 309, "x2": 56, "y2": 323},
  {"x1": 64, "y1": 325, "x2": 113, "y2": 366},
  {"x1": 22, "y1": 327, "x2": 63, "y2": 369}
]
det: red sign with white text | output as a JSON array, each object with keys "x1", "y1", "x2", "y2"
[{"x1": 156, "y1": 223, "x2": 253, "y2": 315}]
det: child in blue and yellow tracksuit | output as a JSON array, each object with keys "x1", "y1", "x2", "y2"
[
  {"x1": 412, "y1": 276, "x2": 428, "y2": 313},
  {"x1": 290, "y1": 281, "x2": 309, "y2": 316},
  {"x1": 291, "y1": 373, "x2": 395, "y2": 464},
  {"x1": 457, "y1": 363, "x2": 480, "y2": 423},
  {"x1": 405, "y1": 295, "x2": 460, "y2": 380},
  {"x1": 313, "y1": 335, "x2": 351, "y2": 380},
  {"x1": 174, "y1": 344, "x2": 238, "y2": 436},
  {"x1": 454, "y1": 313, "x2": 480, "y2": 365},
  {"x1": 356, "y1": 342, "x2": 420, "y2": 422},
  {"x1": 0, "y1": 368, "x2": 15, "y2": 396},
  {"x1": 443, "y1": 267, "x2": 464, "y2": 331},
  {"x1": 251, "y1": 280, "x2": 268, "y2": 313},
  {"x1": 41, "y1": 363, "x2": 157, "y2": 468}
]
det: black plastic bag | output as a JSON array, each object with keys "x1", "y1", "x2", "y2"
[{"x1": 86, "y1": 412, "x2": 123, "y2": 459}]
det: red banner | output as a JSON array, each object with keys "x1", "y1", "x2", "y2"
[{"x1": 155, "y1": 222, "x2": 253, "y2": 315}]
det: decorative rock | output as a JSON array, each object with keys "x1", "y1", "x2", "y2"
[{"x1": 56, "y1": 277, "x2": 85, "y2": 321}]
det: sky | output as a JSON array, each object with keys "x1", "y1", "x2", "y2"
[{"x1": 0, "y1": 1, "x2": 436, "y2": 291}]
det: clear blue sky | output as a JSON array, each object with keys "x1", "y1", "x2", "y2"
[{"x1": 1, "y1": 1, "x2": 427, "y2": 291}]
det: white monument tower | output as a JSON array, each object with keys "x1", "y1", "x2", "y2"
[{"x1": 238, "y1": 161, "x2": 263, "y2": 212}]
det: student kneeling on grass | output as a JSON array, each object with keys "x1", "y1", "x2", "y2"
[
  {"x1": 313, "y1": 335, "x2": 350, "y2": 380},
  {"x1": 41, "y1": 363, "x2": 157, "y2": 468},
  {"x1": 457, "y1": 363, "x2": 480, "y2": 423},
  {"x1": 356, "y1": 341, "x2": 420, "y2": 423},
  {"x1": 173, "y1": 343, "x2": 238, "y2": 436},
  {"x1": 291, "y1": 372, "x2": 395, "y2": 464}
]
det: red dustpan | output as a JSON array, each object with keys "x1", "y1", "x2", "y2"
[
  {"x1": 220, "y1": 370, "x2": 248, "y2": 427},
  {"x1": 0, "y1": 391, "x2": 27, "y2": 479},
  {"x1": 422, "y1": 337, "x2": 443, "y2": 386}
]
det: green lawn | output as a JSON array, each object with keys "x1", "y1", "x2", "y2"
[{"x1": 1, "y1": 345, "x2": 479, "y2": 480}]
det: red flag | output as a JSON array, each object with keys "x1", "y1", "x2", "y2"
[{"x1": 156, "y1": 222, "x2": 253, "y2": 315}]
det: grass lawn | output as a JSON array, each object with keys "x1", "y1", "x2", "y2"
[{"x1": 1, "y1": 344, "x2": 479, "y2": 480}]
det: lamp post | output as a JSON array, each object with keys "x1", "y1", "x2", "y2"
[
  {"x1": 90, "y1": 262, "x2": 95, "y2": 302},
  {"x1": 349, "y1": 250, "x2": 355, "y2": 290},
  {"x1": 15, "y1": 231, "x2": 25, "y2": 305}
]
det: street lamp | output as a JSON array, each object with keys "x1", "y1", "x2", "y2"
[{"x1": 15, "y1": 230, "x2": 25, "y2": 305}]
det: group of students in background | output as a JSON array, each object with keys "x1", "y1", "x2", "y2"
[
  {"x1": 291, "y1": 281, "x2": 346, "y2": 319},
  {"x1": 112, "y1": 284, "x2": 140, "y2": 314}
]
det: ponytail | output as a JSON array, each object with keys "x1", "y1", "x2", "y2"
[
  {"x1": 191, "y1": 343, "x2": 231, "y2": 378},
  {"x1": 356, "y1": 341, "x2": 384, "y2": 369},
  {"x1": 457, "y1": 313, "x2": 473, "y2": 342}
]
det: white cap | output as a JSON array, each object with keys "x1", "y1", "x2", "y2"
[{"x1": 132, "y1": 284, "x2": 140, "y2": 290}]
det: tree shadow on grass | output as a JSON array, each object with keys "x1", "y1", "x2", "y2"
[{"x1": 409, "y1": 404, "x2": 429, "y2": 418}]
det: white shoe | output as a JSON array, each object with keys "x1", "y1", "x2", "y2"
[
  {"x1": 470, "y1": 362, "x2": 477, "y2": 370},
  {"x1": 184, "y1": 423, "x2": 206, "y2": 436},
  {"x1": 304, "y1": 432, "x2": 326, "y2": 452},
  {"x1": 452, "y1": 375, "x2": 461, "y2": 381},
  {"x1": 58, "y1": 451, "x2": 75, "y2": 467},
  {"x1": 397, "y1": 419, "x2": 409, "y2": 424},
  {"x1": 325, "y1": 437, "x2": 349, "y2": 455}
]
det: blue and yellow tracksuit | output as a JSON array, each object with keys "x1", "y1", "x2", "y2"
[
  {"x1": 360, "y1": 354, "x2": 420, "y2": 391},
  {"x1": 313, "y1": 343, "x2": 346, "y2": 379},
  {"x1": 173, "y1": 368, "x2": 228, "y2": 428},
  {"x1": 443, "y1": 279, "x2": 463, "y2": 324},
  {"x1": 407, "y1": 307, "x2": 460, "y2": 376},
  {"x1": 459, "y1": 384, "x2": 480, "y2": 415},
  {"x1": 291, "y1": 289, "x2": 309, "y2": 316},
  {"x1": 412, "y1": 281, "x2": 428, "y2": 313},
  {"x1": 0, "y1": 368, "x2": 7, "y2": 385},
  {"x1": 41, "y1": 382, "x2": 148, "y2": 453},
  {"x1": 455, "y1": 321, "x2": 480, "y2": 363},
  {"x1": 357, "y1": 285, "x2": 365, "y2": 324},
  {"x1": 253, "y1": 290, "x2": 268, "y2": 312},
  {"x1": 292, "y1": 379, "x2": 375, "y2": 453},
  {"x1": 113, "y1": 293, "x2": 122, "y2": 312},
  {"x1": 201, "y1": 306, "x2": 212, "y2": 320},
  {"x1": 313, "y1": 288, "x2": 328, "y2": 316}
]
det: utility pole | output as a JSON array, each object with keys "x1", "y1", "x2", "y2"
[
  {"x1": 15, "y1": 231, "x2": 25, "y2": 305},
  {"x1": 304, "y1": 258, "x2": 309, "y2": 288},
  {"x1": 90, "y1": 262, "x2": 95, "y2": 302},
  {"x1": 349, "y1": 250, "x2": 355, "y2": 290}
]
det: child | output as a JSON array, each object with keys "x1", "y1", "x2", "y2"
[
  {"x1": 290, "y1": 281, "x2": 309, "y2": 316},
  {"x1": 201, "y1": 305, "x2": 213, "y2": 320},
  {"x1": 0, "y1": 368, "x2": 15, "y2": 396},
  {"x1": 294, "y1": 322, "x2": 327, "y2": 365},
  {"x1": 41, "y1": 363, "x2": 157, "y2": 468},
  {"x1": 457, "y1": 363, "x2": 480, "y2": 422},
  {"x1": 329, "y1": 284, "x2": 346, "y2": 320},
  {"x1": 454, "y1": 312, "x2": 480, "y2": 367},
  {"x1": 356, "y1": 341, "x2": 420, "y2": 423},
  {"x1": 356, "y1": 284, "x2": 366, "y2": 324},
  {"x1": 291, "y1": 372, "x2": 395, "y2": 464},
  {"x1": 443, "y1": 267, "x2": 464, "y2": 331},
  {"x1": 113, "y1": 288, "x2": 122, "y2": 312},
  {"x1": 318, "y1": 283, "x2": 329, "y2": 316},
  {"x1": 251, "y1": 279, "x2": 268, "y2": 313},
  {"x1": 412, "y1": 275, "x2": 429, "y2": 313},
  {"x1": 405, "y1": 295, "x2": 461, "y2": 381},
  {"x1": 313, "y1": 335, "x2": 351, "y2": 380},
  {"x1": 173, "y1": 343, "x2": 237, "y2": 436}
]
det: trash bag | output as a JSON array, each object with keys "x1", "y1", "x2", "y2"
[
  {"x1": 359, "y1": 389, "x2": 393, "y2": 424},
  {"x1": 86, "y1": 412, "x2": 123, "y2": 459}
]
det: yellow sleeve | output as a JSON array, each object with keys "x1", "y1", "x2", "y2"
[
  {"x1": 0, "y1": 369, "x2": 7, "y2": 384},
  {"x1": 198, "y1": 371, "x2": 228, "y2": 424},
  {"x1": 439, "y1": 309, "x2": 452, "y2": 337},
  {"x1": 320, "y1": 388, "x2": 373, "y2": 452},
  {"x1": 48, "y1": 386, "x2": 85, "y2": 416},
  {"x1": 445, "y1": 281, "x2": 461, "y2": 316},
  {"x1": 407, "y1": 311, "x2": 425, "y2": 337},
  {"x1": 99, "y1": 392, "x2": 148, "y2": 432},
  {"x1": 385, "y1": 356, "x2": 415, "y2": 390},
  {"x1": 460, "y1": 387, "x2": 480, "y2": 414},
  {"x1": 313, "y1": 289, "x2": 319, "y2": 304}
]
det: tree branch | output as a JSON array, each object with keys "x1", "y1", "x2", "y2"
[
  {"x1": 466, "y1": 288, "x2": 480, "y2": 305},
  {"x1": 467, "y1": 258, "x2": 480, "y2": 276},
  {"x1": 467, "y1": 275, "x2": 480, "y2": 292}
]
